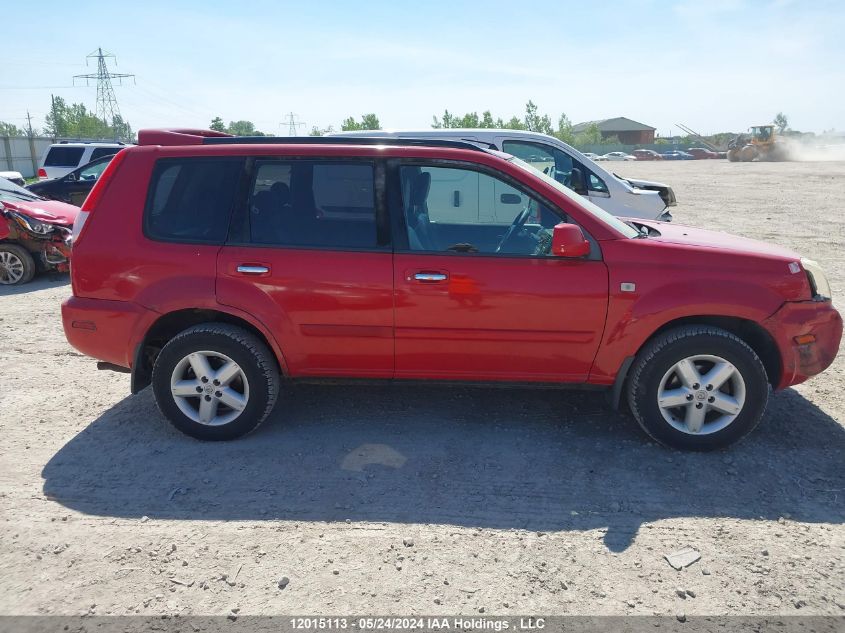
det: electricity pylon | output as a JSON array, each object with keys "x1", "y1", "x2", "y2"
[{"x1": 73, "y1": 48, "x2": 135, "y2": 127}]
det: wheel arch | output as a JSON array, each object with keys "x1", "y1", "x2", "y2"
[
  {"x1": 609, "y1": 315, "x2": 781, "y2": 409},
  {"x1": 131, "y1": 307, "x2": 287, "y2": 394}
]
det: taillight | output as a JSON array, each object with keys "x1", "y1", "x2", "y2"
[
  {"x1": 73, "y1": 149, "x2": 128, "y2": 245},
  {"x1": 37, "y1": 168, "x2": 47, "y2": 179}
]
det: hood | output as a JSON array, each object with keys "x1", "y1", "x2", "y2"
[
  {"x1": 638, "y1": 220, "x2": 800, "y2": 260},
  {"x1": 1, "y1": 198, "x2": 80, "y2": 226},
  {"x1": 622, "y1": 177, "x2": 669, "y2": 189}
]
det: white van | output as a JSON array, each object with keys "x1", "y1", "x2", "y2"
[
  {"x1": 335, "y1": 129, "x2": 676, "y2": 221},
  {"x1": 37, "y1": 142, "x2": 127, "y2": 180}
]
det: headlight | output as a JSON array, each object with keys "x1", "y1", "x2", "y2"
[
  {"x1": 801, "y1": 258, "x2": 832, "y2": 300},
  {"x1": 10, "y1": 211, "x2": 54, "y2": 235}
]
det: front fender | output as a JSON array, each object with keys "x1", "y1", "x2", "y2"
[{"x1": 588, "y1": 257, "x2": 787, "y2": 384}]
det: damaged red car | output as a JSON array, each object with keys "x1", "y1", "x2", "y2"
[{"x1": 0, "y1": 178, "x2": 77, "y2": 285}]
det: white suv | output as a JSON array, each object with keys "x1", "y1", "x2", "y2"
[
  {"x1": 37, "y1": 142, "x2": 127, "y2": 180},
  {"x1": 336, "y1": 129, "x2": 676, "y2": 221}
]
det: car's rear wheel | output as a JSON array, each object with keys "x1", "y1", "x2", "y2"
[
  {"x1": 626, "y1": 326, "x2": 769, "y2": 450},
  {"x1": 0, "y1": 243, "x2": 36, "y2": 285},
  {"x1": 151, "y1": 323, "x2": 280, "y2": 440}
]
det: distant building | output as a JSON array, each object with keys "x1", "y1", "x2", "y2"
[{"x1": 572, "y1": 117, "x2": 656, "y2": 144}]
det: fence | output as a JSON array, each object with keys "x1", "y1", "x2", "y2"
[{"x1": 0, "y1": 136, "x2": 118, "y2": 178}]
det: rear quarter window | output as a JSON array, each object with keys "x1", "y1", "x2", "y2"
[
  {"x1": 144, "y1": 158, "x2": 244, "y2": 244},
  {"x1": 44, "y1": 146, "x2": 85, "y2": 167},
  {"x1": 90, "y1": 147, "x2": 118, "y2": 161}
]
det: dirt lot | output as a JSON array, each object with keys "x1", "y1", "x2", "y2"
[{"x1": 0, "y1": 160, "x2": 843, "y2": 618}]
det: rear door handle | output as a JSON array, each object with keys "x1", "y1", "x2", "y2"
[
  {"x1": 413, "y1": 272, "x2": 447, "y2": 282},
  {"x1": 236, "y1": 265, "x2": 270, "y2": 275}
]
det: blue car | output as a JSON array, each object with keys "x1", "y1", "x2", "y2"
[{"x1": 661, "y1": 150, "x2": 695, "y2": 160}]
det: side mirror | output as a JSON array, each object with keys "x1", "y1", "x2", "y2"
[
  {"x1": 65, "y1": 173, "x2": 76, "y2": 182},
  {"x1": 551, "y1": 223, "x2": 591, "y2": 258},
  {"x1": 569, "y1": 167, "x2": 587, "y2": 195}
]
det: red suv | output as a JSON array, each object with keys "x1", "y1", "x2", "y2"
[{"x1": 62, "y1": 129, "x2": 842, "y2": 450}]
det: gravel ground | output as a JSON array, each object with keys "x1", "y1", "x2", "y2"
[{"x1": 0, "y1": 160, "x2": 843, "y2": 618}]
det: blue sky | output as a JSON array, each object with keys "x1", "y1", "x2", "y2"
[{"x1": 2, "y1": 0, "x2": 843, "y2": 136}]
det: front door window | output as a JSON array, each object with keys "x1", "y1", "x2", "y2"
[{"x1": 399, "y1": 165, "x2": 563, "y2": 256}]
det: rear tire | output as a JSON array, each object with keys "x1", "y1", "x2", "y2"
[
  {"x1": 151, "y1": 323, "x2": 280, "y2": 440},
  {"x1": 0, "y1": 243, "x2": 36, "y2": 285},
  {"x1": 626, "y1": 326, "x2": 769, "y2": 451}
]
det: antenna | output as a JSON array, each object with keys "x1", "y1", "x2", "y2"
[
  {"x1": 73, "y1": 47, "x2": 135, "y2": 129},
  {"x1": 282, "y1": 112, "x2": 305, "y2": 136}
]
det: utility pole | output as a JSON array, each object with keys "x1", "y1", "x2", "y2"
[
  {"x1": 25, "y1": 110, "x2": 37, "y2": 175},
  {"x1": 282, "y1": 112, "x2": 305, "y2": 136},
  {"x1": 73, "y1": 47, "x2": 135, "y2": 139}
]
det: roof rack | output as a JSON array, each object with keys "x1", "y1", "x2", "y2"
[
  {"x1": 138, "y1": 129, "x2": 489, "y2": 151},
  {"x1": 202, "y1": 135, "x2": 486, "y2": 152}
]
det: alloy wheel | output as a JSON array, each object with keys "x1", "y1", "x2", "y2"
[
  {"x1": 170, "y1": 350, "x2": 250, "y2": 426},
  {"x1": 0, "y1": 251, "x2": 25, "y2": 284},
  {"x1": 657, "y1": 354, "x2": 746, "y2": 435}
]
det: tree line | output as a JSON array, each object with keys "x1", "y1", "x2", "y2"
[
  {"x1": 0, "y1": 96, "x2": 133, "y2": 142},
  {"x1": 266, "y1": 102, "x2": 614, "y2": 146},
  {"x1": 0, "y1": 98, "x2": 797, "y2": 148}
]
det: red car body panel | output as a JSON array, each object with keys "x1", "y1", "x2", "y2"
[
  {"x1": 217, "y1": 247, "x2": 394, "y2": 378},
  {"x1": 393, "y1": 253, "x2": 608, "y2": 381},
  {"x1": 587, "y1": 233, "x2": 816, "y2": 385},
  {"x1": 61, "y1": 131, "x2": 842, "y2": 397},
  {"x1": 1, "y1": 198, "x2": 78, "y2": 270}
]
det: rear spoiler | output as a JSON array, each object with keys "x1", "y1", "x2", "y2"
[{"x1": 137, "y1": 128, "x2": 233, "y2": 146}]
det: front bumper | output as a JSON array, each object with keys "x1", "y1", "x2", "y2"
[{"x1": 763, "y1": 300, "x2": 843, "y2": 389}]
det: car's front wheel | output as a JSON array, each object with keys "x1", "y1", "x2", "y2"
[
  {"x1": 627, "y1": 326, "x2": 770, "y2": 450},
  {"x1": 0, "y1": 243, "x2": 35, "y2": 285},
  {"x1": 151, "y1": 323, "x2": 280, "y2": 440}
]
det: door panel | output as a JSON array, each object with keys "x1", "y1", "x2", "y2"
[
  {"x1": 217, "y1": 247, "x2": 394, "y2": 377},
  {"x1": 394, "y1": 254, "x2": 609, "y2": 381},
  {"x1": 216, "y1": 158, "x2": 394, "y2": 378},
  {"x1": 393, "y1": 161, "x2": 609, "y2": 382}
]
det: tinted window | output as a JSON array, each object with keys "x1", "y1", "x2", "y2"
[
  {"x1": 248, "y1": 161, "x2": 377, "y2": 249},
  {"x1": 44, "y1": 146, "x2": 84, "y2": 167},
  {"x1": 400, "y1": 165, "x2": 562, "y2": 256},
  {"x1": 145, "y1": 158, "x2": 243, "y2": 243},
  {"x1": 90, "y1": 147, "x2": 118, "y2": 161}
]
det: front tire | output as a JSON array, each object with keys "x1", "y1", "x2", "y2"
[
  {"x1": 0, "y1": 243, "x2": 36, "y2": 285},
  {"x1": 151, "y1": 323, "x2": 280, "y2": 440},
  {"x1": 626, "y1": 326, "x2": 769, "y2": 451}
]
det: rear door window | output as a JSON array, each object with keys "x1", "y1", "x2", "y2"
[
  {"x1": 145, "y1": 158, "x2": 244, "y2": 244},
  {"x1": 247, "y1": 160, "x2": 378, "y2": 249},
  {"x1": 44, "y1": 146, "x2": 85, "y2": 167}
]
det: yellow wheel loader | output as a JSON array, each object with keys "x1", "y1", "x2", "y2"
[{"x1": 727, "y1": 125, "x2": 790, "y2": 162}]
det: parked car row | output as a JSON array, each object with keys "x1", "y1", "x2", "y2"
[
  {"x1": 58, "y1": 128, "x2": 841, "y2": 451},
  {"x1": 633, "y1": 148, "x2": 724, "y2": 161}
]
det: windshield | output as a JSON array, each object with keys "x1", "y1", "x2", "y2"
[
  {"x1": 0, "y1": 178, "x2": 43, "y2": 203},
  {"x1": 508, "y1": 157, "x2": 640, "y2": 238}
]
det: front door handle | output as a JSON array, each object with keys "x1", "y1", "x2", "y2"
[
  {"x1": 236, "y1": 265, "x2": 270, "y2": 275},
  {"x1": 413, "y1": 272, "x2": 447, "y2": 282}
]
